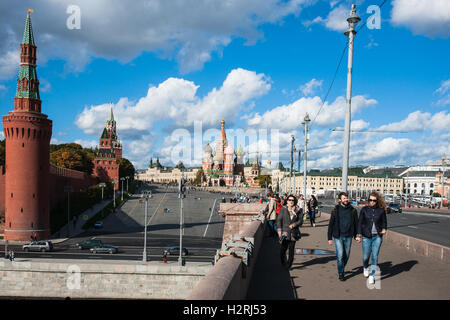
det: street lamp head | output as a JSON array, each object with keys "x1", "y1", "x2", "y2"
[
  {"x1": 304, "y1": 113, "x2": 310, "y2": 122},
  {"x1": 347, "y1": 4, "x2": 361, "y2": 24}
]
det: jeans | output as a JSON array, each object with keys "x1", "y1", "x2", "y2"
[
  {"x1": 268, "y1": 220, "x2": 277, "y2": 235},
  {"x1": 309, "y1": 208, "x2": 316, "y2": 225},
  {"x1": 334, "y1": 236, "x2": 352, "y2": 275},
  {"x1": 280, "y1": 239, "x2": 296, "y2": 268},
  {"x1": 362, "y1": 236, "x2": 383, "y2": 276}
]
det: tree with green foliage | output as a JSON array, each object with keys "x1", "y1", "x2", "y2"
[
  {"x1": 257, "y1": 175, "x2": 271, "y2": 187},
  {"x1": 118, "y1": 158, "x2": 135, "y2": 179},
  {"x1": 193, "y1": 169, "x2": 204, "y2": 185}
]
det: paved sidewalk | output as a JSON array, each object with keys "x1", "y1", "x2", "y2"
[{"x1": 247, "y1": 214, "x2": 450, "y2": 300}]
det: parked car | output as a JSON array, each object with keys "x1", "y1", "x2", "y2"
[
  {"x1": 387, "y1": 202, "x2": 402, "y2": 214},
  {"x1": 23, "y1": 241, "x2": 53, "y2": 252},
  {"x1": 90, "y1": 245, "x2": 118, "y2": 254},
  {"x1": 164, "y1": 246, "x2": 189, "y2": 256},
  {"x1": 76, "y1": 238, "x2": 103, "y2": 250},
  {"x1": 94, "y1": 221, "x2": 103, "y2": 229}
]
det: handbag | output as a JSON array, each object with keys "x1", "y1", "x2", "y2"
[{"x1": 291, "y1": 227, "x2": 301, "y2": 241}]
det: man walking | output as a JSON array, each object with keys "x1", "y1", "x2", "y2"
[{"x1": 328, "y1": 192, "x2": 359, "y2": 281}]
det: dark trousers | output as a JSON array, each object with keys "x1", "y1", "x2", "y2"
[
  {"x1": 280, "y1": 239, "x2": 296, "y2": 268},
  {"x1": 309, "y1": 208, "x2": 316, "y2": 225}
]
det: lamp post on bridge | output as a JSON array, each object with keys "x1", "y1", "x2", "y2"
[
  {"x1": 99, "y1": 183, "x2": 106, "y2": 200},
  {"x1": 140, "y1": 190, "x2": 152, "y2": 262},
  {"x1": 64, "y1": 186, "x2": 74, "y2": 237}
]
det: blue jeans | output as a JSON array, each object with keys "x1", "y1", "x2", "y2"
[
  {"x1": 309, "y1": 208, "x2": 316, "y2": 225},
  {"x1": 362, "y1": 235, "x2": 383, "y2": 276},
  {"x1": 334, "y1": 236, "x2": 352, "y2": 275},
  {"x1": 268, "y1": 220, "x2": 277, "y2": 235}
]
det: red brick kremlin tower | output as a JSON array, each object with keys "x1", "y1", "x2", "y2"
[
  {"x1": 2, "y1": 11, "x2": 52, "y2": 240},
  {"x1": 93, "y1": 105, "x2": 122, "y2": 190}
]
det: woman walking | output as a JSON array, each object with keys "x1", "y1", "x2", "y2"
[
  {"x1": 356, "y1": 192, "x2": 387, "y2": 285},
  {"x1": 308, "y1": 195, "x2": 318, "y2": 227},
  {"x1": 276, "y1": 195, "x2": 304, "y2": 269}
]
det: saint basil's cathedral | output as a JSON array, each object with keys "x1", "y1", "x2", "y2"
[{"x1": 202, "y1": 120, "x2": 261, "y2": 187}]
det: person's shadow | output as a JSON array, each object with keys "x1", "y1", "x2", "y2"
[{"x1": 346, "y1": 260, "x2": 418, "y2": 280}]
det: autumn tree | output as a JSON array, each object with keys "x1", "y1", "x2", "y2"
[{"x1": 49, "y1": 143, "x2": 94, "y2": 174}]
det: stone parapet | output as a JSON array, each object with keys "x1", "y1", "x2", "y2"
[
  {"x1": 188, "y1": 203, "x2": 267, "y2": 300},
  {"x1": 0, "y1": 259, "x2": 212, "y2": 299}
]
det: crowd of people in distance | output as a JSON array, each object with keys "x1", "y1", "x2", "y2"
[{"x1": 264, "y1": 190, "x2": 387, "y2": 285}]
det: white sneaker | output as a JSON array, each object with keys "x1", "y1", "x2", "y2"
[
  {"x1": 313, "y1": 223, "x2": 316, "y2": 227},
  {"x1": 368, "y1": 275, "x2": 375, "y2": 284},
  {"x1": 363, "y1": 268, "x2": 370, "y2": 278}
]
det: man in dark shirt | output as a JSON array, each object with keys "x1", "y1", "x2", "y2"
[{"x1": 328, "y1": 192, "x2": 359, "y2": 281}]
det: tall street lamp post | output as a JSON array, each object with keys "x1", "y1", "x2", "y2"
[
  {"x1": 341, "y1": 4, "x2": 361, "y2": 192},
  {"x1": 112, "y1": 180, "x2": 117, "y2": 208},
  {"x1": 140, "y1": 191, "x2": 151, "y2": 262},
  {"x1": 99, "y1": 183, "x2": 106, "y2": 200},
  {"x1": 121, "y1": 177, "x2": 125, "y2": 201}
]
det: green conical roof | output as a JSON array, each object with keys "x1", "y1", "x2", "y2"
[
  {"x1": 110, "y1": 104, "x2": 114, "y2": 121},
  {"x1": 22, "y1": 12, "x2": 35, "y2": 46}
]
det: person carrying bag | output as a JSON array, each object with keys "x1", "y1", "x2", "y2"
[{"x1": 276, "y1": 195, "x2": 304, "y2": 270}]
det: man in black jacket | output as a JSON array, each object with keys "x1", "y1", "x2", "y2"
[{"x1": 327, "y1": 192, "x2": 359, "y2": 281}]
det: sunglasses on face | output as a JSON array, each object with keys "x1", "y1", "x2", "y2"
[
  {"x1": 369, "y1": 199, "x2": 377, "y2": 202},
  {"x1": 288, "y1": 199, "x2": 295, "y2": 201}
]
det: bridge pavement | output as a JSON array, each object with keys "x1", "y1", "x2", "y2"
[{"x1": 247, "y1": 213, "x2": 450, "y2": 300}]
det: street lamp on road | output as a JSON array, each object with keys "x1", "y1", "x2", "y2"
[
  {"x1": 126, "y1": 176, "x2": 130, "y2": 192},
  {"x1": 64, "y1": 186, "x2": 74, "y2": 237},
  {"x1": 112, "y1": 180, "x2": 117, "y2": 207},
  {"x1": 120, "y1": 177, "x2": 125, "y2": 201},
  {"x1": 140, "y1": 191, "x2": 152, "y2": 262},
  {"x1": 99, "y1": 182, "x2": 106, "y2": 200}
]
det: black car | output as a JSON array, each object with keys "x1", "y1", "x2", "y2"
[
  {"x1": 387, "y1": 203, "x2": 402, "y2": 213},
  {"x1": 164, "y1": 246, "x2": 189, "y2": 256}
]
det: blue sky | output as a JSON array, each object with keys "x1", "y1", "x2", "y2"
[{"x1": 0, "y1": 0, "x2": 449, "y2": 170}]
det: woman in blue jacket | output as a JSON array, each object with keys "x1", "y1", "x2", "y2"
[{"x1": 356, "y1": 192, "x2": 387, "y2": 285}]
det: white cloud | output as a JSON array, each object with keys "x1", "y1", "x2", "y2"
[
  {"x1": 324, "y1": 4, "x2": 349, "y2": 32},
  {"x1": 0, "y1": 84, "x2": 7, "y2": 91},
  {"x1": 300, "y1": 78, "x2": 323, "y2": 96},
  {"x1": 40, "y1": 78, "x2": 51, "y2": 93},
  {"x1": 0, "y1": 0, "x2": 311, "y2": 76},
  {"x1": 75, "y1": 68, "x2": 270, "y2": 168},
  {"x1": 391, "y1": 0, "x2": 450, "y2": 38},
  {"x1": 377, "y1": 110, "x2": 450, "y2": 134},
  {"x1": 74, "y1": 139, "x2": 97, "y2": 149},
  {"x1": 76, "y1": 68, "x2": 270, "y2": 139},
  {"x1": 247, "y1": 94, "x2": 377, "y2": 130},
  {"x1": 434, "y1": 79, "x2": 450, "y2": 106},
  {"x1": 305, "y1": 4, "x2": 349, "y2": 32}
]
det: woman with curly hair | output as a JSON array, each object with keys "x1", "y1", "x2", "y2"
[{"x1": 356, "y1": 191, "x2": 387, "y2": 285}]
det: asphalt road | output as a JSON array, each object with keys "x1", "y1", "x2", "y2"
[
  {"x1": 2, "y1": 184, "x2": 229, "y2": 263},
  {"x1": 320, "y1": 202, "x2": 450, "y2": 247}
]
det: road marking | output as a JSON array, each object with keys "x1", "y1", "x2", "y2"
[
  {"x1": 407, "y1": 226, "x2": 419, "y2": 229},
  {"x1": 403, "y1": 211, "x2": 450, "y2": 219},
  {"x1": 203, "y1": 199, "x2": 217, "y2": 238},
  {"x1": 147, "y1": 189, "x2": 168, "y2": 226}
]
